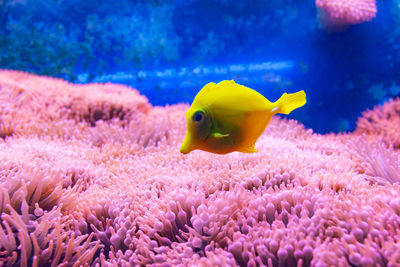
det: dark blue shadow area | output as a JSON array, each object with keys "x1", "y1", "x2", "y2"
[{"x1": 0, "y1": 0, "x2": 398, "y2": 133}]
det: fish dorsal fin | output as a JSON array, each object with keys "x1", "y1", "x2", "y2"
[
  {"x1": 201, "y1": 80, "x2": 270, "y2": 112},
  {"x1": 193, "y1": 82, "x2": 216, "y2": 103},
  {"x1": 194, "y1": 80, "x2": 239, "y2": 103}
]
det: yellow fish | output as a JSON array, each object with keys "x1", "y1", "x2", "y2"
[{"x1": 180, "y1": 80, "x2": 306, "y2": 154}]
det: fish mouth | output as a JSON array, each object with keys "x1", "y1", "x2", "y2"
[
  {"x1": 179, "y1": 145, "x2": 191, "y2": 154},
  {"x1": 180, "y1": 135, "x2": 195, "y2": 154},
  {"x1": 180, "y1": 141, "x2": 196, "y2": 154},
  {"x1": 180, "y1": 131, "x2": 210, "y2": 154}
]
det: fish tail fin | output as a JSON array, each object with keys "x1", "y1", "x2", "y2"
[{"x1": 273, "y1": 90, "x2": 306, "y2": 115}]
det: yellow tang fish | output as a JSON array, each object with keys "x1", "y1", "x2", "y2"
[{"x1": 180, "y1": 80, "x2": 306, "y2": 154}]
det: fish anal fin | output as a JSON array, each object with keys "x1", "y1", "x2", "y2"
[{"x1": 239, "y1": 146, "x2": 258, "y2": 153}]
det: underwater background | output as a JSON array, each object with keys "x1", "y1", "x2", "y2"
[
  {"x1": 0, "y1": 0, "x2": 399, "y2": 133},
  {"x1": 3, "y1": 1, "x2": 400, "y2": 266}
]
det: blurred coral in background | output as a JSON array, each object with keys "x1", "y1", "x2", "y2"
[
  {"x1": 0, "y1": 70, "x2": 400, "y2": 266},
  {"x1": 355, "y1": 98, "x2": 400, "y2": 148},
  {"x1": 316, "y1": 0, "x2": 377, "y2": 31}
]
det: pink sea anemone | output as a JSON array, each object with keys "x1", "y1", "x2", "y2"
[
  {"x1": 315, "y1": 0, "x2": 377, "y2": 31},
  {"x1": 0, "y1": 70, "x2": 399, "y2": 266},
  {"x1": 355, "y1": 97, "x2": 400, "y2": 148}
]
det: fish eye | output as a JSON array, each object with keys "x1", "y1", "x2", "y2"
[{"x1": 192, "y1": 111, "x2": 204, "y2": 122}]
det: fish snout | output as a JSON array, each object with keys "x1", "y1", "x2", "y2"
[
  {"x1": 180, "y1": 135, "x2": 195, "y2": 154},
  {"x1": 179, "y1": 145, "x2": 190, "y2": 154}
]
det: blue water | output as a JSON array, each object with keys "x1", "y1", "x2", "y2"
[
  {"x1": 92, "y1": 61, "x2": 296, "y2": 105},
  {"x1": 1, "y1": 0, "x2": 399, "y2": 133}
]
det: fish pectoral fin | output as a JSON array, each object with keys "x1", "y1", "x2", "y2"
[
  {"x1": 239, "y1": 146, "x2": 258, "y2": 153},
  {"x1": 211, "y1": 132, "x2": 230, "y2": 138}
]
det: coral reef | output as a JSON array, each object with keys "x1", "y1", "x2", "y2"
[
  {"x1": 0, "y1": 70, "x2": 400, "y2": 266},
  {"x1": 355, "y1": 97, "x2": 400, "y2": 149},
  {"x1": 316, "y1": 0, "x2": 377, "y2": 31}
]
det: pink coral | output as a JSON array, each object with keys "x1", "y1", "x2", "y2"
[
  {"x1": 355, "y1": 97, "x2": 400, "y2": 148},
  {"x1": 0, "y1": 70, "x2": 400, "y2": 266},
  {"x1": 315, "y1": 0, "x2": 377, "y2": 31}
]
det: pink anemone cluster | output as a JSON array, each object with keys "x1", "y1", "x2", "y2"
[
  {"x1": 0, "y1": 70, "x2": 399, "y2": 266},
  {"x1": 315, "y1": 0, "x2": 377, "y2": 31},
  {"x1": 355, "y1": 97, "x2": 400, "y2": 149}
]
